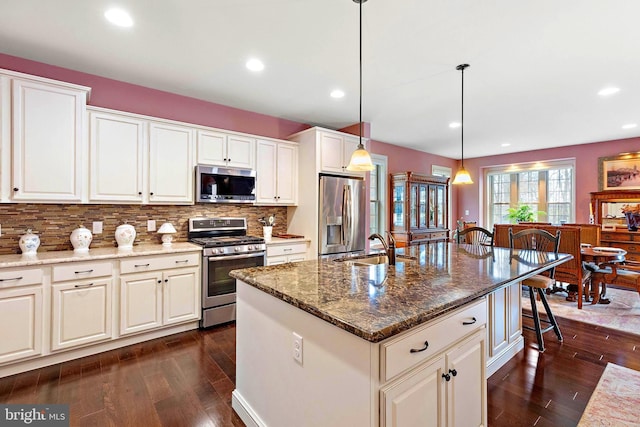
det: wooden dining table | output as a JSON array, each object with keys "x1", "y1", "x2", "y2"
[{"x1": 580, "y1": 246, "x2": 627, "y2": 304}]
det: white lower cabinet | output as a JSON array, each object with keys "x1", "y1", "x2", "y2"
[
  {"x1": 51, "y1": 279, "x2": 112, "y2": 351},
  {"x1": 266, "y1": 241, "x2": 308, "y2": 265},
  {"x1": 120, "y1": 253, "x2": 200, "y2": 336},
  {"x1": 380, "y1": 302, "x2": 487, "y2": 427},
  {"x1": 0, "y1": 285, "x2": 43, "y2": 364}
]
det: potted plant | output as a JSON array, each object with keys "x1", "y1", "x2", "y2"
[{"x1": 506, "y1": 205, "x2": 544, "y2": 224}]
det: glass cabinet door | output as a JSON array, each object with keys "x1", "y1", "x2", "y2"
[
  {"x1": 419, "y1": 184, "x2": 427, "y2": 228},
  {"x1": 410, "y1": 183, "x2": 418, "y2": 228},
  {"x1": 392, "y1": 183, "x2": 405, "y2": 229},
  {"x1": 436, "y1": 185, "x2": 445, "y2": 228},
  {"x1": 428, "y1": 186, "x2": 436, "y2": 227}
]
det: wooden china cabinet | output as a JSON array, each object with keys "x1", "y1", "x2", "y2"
[
  {"x1": 390, "y1": 172, "x2": 449, "y2": 247},
  {"x1": 591, "y1": 189, "x2": 640, "y2": 262}
]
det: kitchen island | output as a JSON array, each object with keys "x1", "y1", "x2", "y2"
[{"x1": 230, "y1": 242, "x2": 571, "y2": 427}]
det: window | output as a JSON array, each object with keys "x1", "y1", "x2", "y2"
[
  {"x1": 486, "y1": 160, "x2": 574, "y2": 228},
  {"x1": 369, "y1": 154, "x2": 388, "y2": 236}
]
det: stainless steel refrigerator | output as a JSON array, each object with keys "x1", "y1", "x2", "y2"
[{"x1": 319, "y1": 174, "x2": 366, "y2": 256}]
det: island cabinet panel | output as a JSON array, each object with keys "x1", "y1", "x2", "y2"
[
  {"x1": 233, "y1": 280, "x2": 487, "y2": 427},
  {"x1": 486, "y1": 281, "x2": 524, "y2": 377}
]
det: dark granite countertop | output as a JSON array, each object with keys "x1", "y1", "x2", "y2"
[{"x1": 230, "y1": 242, "x2": 572, "y2": 343}]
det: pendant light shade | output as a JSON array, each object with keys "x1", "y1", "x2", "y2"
[
  {"x1": 452, "y1": 63, "x2": 473, "y2": 185},
  {"x1": 346, "y1": 0, "x2": 374, "y2": 172}
]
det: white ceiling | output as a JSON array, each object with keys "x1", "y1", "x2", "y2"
[{"x1": 1, "y1": 0, "x2": 639, "y2": 159}]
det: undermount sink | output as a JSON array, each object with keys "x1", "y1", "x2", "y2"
[
  {"x1": 341, "y1": 255, "x2": 389, "y2": 267},
  {"x1": 334, "y1": 254, "x2": 416, "y2": 267}
]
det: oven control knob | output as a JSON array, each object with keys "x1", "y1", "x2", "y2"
[
  {"x1": 234, "y1": 247, "x2": 240, "y2": 252},
  {"x1": 213, "y1": 248, "x2": 219, "y2": 254},
  {"x1": 248, "y1": 245, "x2": 254, "y2": 250}
]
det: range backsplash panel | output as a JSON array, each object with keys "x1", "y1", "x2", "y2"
[{"x1": 0, "y1": 204, "x2": 287, "y2": 255}]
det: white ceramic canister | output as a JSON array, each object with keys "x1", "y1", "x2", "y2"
[
  {"x1": 115, "y1": 223, "x2": 136, "y2": 249},
  {"x1": 70, "y1": 225, "x2": 93, "y2": 253},
  {"x1": 19, "y1": 229, "x2": 40, "y2": 254}
]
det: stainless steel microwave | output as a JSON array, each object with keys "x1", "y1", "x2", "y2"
[{"x1": 195, "y1": 165, "x2": 256, "y2": 203}]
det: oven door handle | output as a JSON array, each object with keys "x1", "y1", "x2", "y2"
[{"x1": 207, "y1": 252, "x2": 265, "y2": 261}]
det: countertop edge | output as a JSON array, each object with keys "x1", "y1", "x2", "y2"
[{"x1": 0, "y1": 242, "x2": 203, "y2": 268}]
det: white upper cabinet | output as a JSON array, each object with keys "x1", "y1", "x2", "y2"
[
  {"x1": 319, "y1": 131, "x2": 363, "y2": 176},
  {"x1": 149, "y1": 122, "x2": 195, "y2": 204},
  {"x1": 197, "y1": 129, "x2": 255, "y2": 169},
  {"x1": 255, "y1": 139, "x2": 298, "y2": 205},
  {"x1": 11, "y1": 77, "x2": 89, "y2": 202},
  {"x1": 89, "y1": 110, "x2": 146, "y2": 203}
]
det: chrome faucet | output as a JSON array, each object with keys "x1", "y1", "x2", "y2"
[{"x1": 368, "y1": 232, "x2": 396, "y2": 265}]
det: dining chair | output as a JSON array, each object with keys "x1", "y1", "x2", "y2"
[
  {"x1": 509, "y1": 228, "x2": 563, "y2": 352},
  {"x1": 456, "y1": 226, "x2": 494, "y2": 246}
]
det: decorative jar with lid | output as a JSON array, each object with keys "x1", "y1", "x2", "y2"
[
  {"x1": 115, "y1": 223, "x2": 136, "y2": 249},
  {"x1": 70, "y1": 225, "x2": 93, "y2": 253},
  {"x1": 19, "y1": 229, "x2": 40, "y2": 255}
]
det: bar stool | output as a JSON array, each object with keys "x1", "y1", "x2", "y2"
[{"x1": 509, "y1": 228, "x2": 563, "y2": 352}]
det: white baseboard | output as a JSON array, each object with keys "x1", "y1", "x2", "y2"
[{"x1": 232, "y1": 389, "x2": 267, "y2": 427}]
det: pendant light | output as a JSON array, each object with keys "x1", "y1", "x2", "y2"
[
  {"x1": 346, "y1": 0, "x2": 375, "y2": 172},
  {"x1": 452, "y1": 63, "x2": 473, "y2": 185}
]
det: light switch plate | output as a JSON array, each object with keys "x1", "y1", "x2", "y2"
[
  {"x1": 147, "y1": 220, "x2": 156, "y2": 232},
  {"x1": 92, "y1": 221, "x2": 103, "y2": 234}
]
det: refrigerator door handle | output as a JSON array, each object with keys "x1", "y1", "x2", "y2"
[{"x1": 342, "y1": 184, "x2": 351, "y2": 247}]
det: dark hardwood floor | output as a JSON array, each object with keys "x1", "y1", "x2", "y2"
[{"x1": 1, "y1": 315, "x2": 640, "y2": 426}]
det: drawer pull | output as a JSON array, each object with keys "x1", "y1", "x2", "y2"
[
  {"x1": 0, "y1": 276, "x2": 23, "y2": 282},
  {"x1": 463, "y1": 317, "x2": 477, "y2": 325},
  {"x1": 449, "y1": 368, "x2": 457, "y2": 377},
  {"x1": 135, "y1": 263, "x2": 150, "y2": 267},
  {"x1": 175, "y1": 260, "x2": 189, "y2": 264},
  {"x1": 442, "y1": 372, "x2": 451, "y2": 382},
  {"x1": 284, "y1": 248, "x2": 292, "y2": 252},
  {"x1": 74, "y1": 269, "x2": 94, "y2": 274},
  {"x1": 410, "y1": 340, "x2": 429, "y2": 353},
  {"x1": 74, "y1": 283, "x2": 94, "y2": 289}
]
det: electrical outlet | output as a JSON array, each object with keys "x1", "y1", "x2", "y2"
[
  {"x1": 92, "y1": 221, "x2": 103, "y2": 234},
  {"x1": 147, "y1": 220, "x2": 156, "y2": 232},
  {"x1": 292, "y1": 332, "x2": 303, "y2": 365},
  {"x1": 0, "y1": 223, "x2": 2, "y2": 236},
  {"x1": 465, "y1": 210, "x2": 469, "y2": 216}
]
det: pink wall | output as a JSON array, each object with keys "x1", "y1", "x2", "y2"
[
  {"x1": 369, "y1": 140, "x2": 460, "y2": 224},
  {"x1": 0, "y1": 53, "x2": 308, "y2": 140},
  {"x1": 457, "y1": 137, "x2": 640, "y2": 225}
]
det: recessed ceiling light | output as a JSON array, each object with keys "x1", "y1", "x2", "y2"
[
  {"x1": 330, "y1": 89, "x2": 345, "y2": 99},
  {"x1": 104, "y1": 8, "x2": 133, "y2": 27},
  {"x1": 246, "y1": 58, "x2": 265, "y2": 72},
  {"x1": 501, "y1": 143, "x2": 511, "y2": 147},
  {"x1": 622, "y1": 123, "x2": 637, "y2": 129},
  {"x1": 449, "y1": 122, "x2": 461, "y2": 129},
  {"x1": 598, "y1": 87, "x2": 620, "y2": 96}
]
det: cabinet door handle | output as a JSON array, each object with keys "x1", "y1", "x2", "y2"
[
  {"x1": 463, "y1": 317, "x2": 477, "y2": 325},
  {"x1": 135, "y1": 263, "x2": 150, "y2": 268},
  {"x1": 175, "y1": 260, "x2": 189, "y2": 264},
  {"x1": 74, "y1": 283, "x2": 94, "y2": 289},
  {"x1": 442, "y1": 372, "x2": 451, "y2": 382},
  {"x1": 0, "y1": 276, "x2": 23, "y2": 282},
  {"x1": 449, "y1": 369, "x2": 457, "y2": 377},
  {"x1": 13, "y1": 187, "x2": 18, "y2": 192},
  {"x1": 74, "y1": 269, "x2": 94, "y2": 274},
  {"x1": 138, "y1": 191, "x2": 142, "y2": 195},
  {"x1": 410, "y1": 340, "x2": 429, "y2": 353},
  {"x1": 150, "y1": 192, "x2": 154, "y2": 196},
  {"x1": 283, "y1": 248, "x2": 292, "y2": 252}
]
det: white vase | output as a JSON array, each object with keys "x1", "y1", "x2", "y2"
[
  {"x1": 115, "y1": 224, "x2": 136, "y2": 249},
  {"x1": 19, "y1": 229, "x2": 40, "y2": 254},
  {"x1": 70, "y1": 226, "x2": 93, "y2": 253},
  {"x1": 263, "y1": 226, "x2": 273, "y2": 243}
]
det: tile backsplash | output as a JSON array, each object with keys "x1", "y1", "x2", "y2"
[{"x1": 0, "y1": 204, "x2": 287, "y2": 255}]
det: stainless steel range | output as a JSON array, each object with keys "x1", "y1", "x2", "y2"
[{"x1": 189, "y1": 217, "x2": 266, "y2": 328}]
